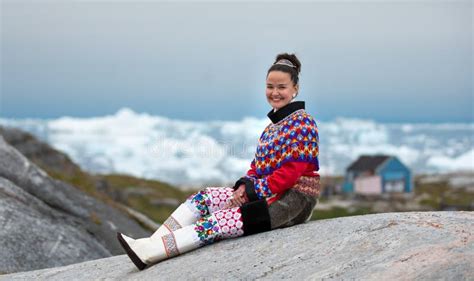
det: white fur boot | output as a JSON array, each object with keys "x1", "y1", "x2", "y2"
[
  {"x1": 151, "y1": 202, "x2": 201, "y2": 238},
  {"x1": 117, "y1": 233, "x2": 166, "y2": 270},
  {"x1": 117, "y1": 224, "x2": 201, "y2": 270}
]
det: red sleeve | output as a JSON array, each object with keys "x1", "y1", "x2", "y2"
[
  {"x1": 240, "y1": 161, "x2": 311, "y2": 200},
  {"x1": 246, "y1": 159, "x2": 258, "y2": 178},
  {"x1": 265, "y1": 162, "x2": 310, "y2": 195}
]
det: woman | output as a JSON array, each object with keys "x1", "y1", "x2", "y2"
[{"x1": 117, "y1": 53, "x2": 320, "y2": 270}]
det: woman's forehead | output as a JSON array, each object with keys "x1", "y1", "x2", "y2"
[{"x1": 266, "y1": 71, "x2": 291, "y2": 84}]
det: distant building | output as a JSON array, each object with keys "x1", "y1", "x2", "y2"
[{"x1": 342, "y1": 155, "x2": 413, "y2": 195}]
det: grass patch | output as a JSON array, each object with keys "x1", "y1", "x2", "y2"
[
  {"x1": 414, "y1": 177, "x2": 473, "y2": 210},
  {"x1": 311, "y1": 206, "x2": 373, "y2": 220},
  {"x1": 41, "y1": 165, "x2": 99, "y2": 197},
  {"x1": 101, "y1": 174, "x2": 190, "y2": 201},
  {"x1": 127, "y1": 196, "x2": 178, "y2": 223},
  {"x1": 38, "y1": 164, "x2": 192, "y2": 225}
]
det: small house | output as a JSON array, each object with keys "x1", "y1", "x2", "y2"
[{"x1": 342, "y1": 155, "x2": 413, "y2": 195}]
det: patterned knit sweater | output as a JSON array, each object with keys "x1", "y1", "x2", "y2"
[{"x1": 234, "y1": 101, "x2": 320, "y2": 205}]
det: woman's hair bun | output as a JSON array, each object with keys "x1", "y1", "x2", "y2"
[{"x1": 274, "y1": 53, "x2": 301, "y2": 75}]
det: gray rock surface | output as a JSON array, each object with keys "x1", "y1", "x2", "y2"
[
  {"x1": 0, "y1": 136, "x2": 150, "y2": 274},
  {"x1": 0, "y1": 126, "x2": 82, "y2": 178},
  {"x1": 2, "y1": 211, "x2": 472, "y2": 280}
]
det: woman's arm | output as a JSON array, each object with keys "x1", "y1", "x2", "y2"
[
  {"x1": 246, "y1": 159, "x2": 258, "y2": 178},
  {"x1": 235, "y1": 161, "x2": 313, "y2": 201}
]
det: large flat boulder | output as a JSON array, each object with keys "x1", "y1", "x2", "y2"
[{"x1": 2, "y1": 211, "x2": 472, "y2": 280}]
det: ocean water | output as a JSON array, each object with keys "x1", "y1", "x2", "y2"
[{"x1": 1, "y1": 108, "x2": 472, "y2": 187}]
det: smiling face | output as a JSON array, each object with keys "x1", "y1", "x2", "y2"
[{"x1": 266, "y1": 71, "x2": 299, "y2": 111}]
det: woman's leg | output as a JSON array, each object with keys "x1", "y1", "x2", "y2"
[
  {"x1": 268, "y1": 189, "x2": 317, "y2": 230},
  {"x1": 152, "y1": 187, "x2": 235, "y2": 238},
  {"x1": 118, "y1": 206, "x2": 244, "y2": 270}
]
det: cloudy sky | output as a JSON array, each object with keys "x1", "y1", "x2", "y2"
[{"x1": 1, "y1": 0, "x2": 472, "y2": 123}]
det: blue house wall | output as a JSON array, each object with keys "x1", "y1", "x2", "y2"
[
  {"x1": 376, "y1": 157, "x2": 412, "y2": 193},
  {"x1": 343, "y1": 170, "x2": 359, "y2": 193},
  {"x1": 343, "y1": 181, "x2": 354, "y2": 193}
]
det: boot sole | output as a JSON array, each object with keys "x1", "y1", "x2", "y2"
[{"x1": 116, "y1": 232, "x2": 148, "y2": 271}]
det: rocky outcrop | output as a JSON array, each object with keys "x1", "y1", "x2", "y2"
[
  {"x1": 2, "y1": 211, "x2": 472, "y2": 280},
  {"x1": 0, "y1": 126, "x2": 82, "y2": 178},
  {"x1": 0, "y1": 125, "x2": 189, "y2": 229},
  {"x1": 0, "y1": 135, "x2": 150, "y2": 274}
]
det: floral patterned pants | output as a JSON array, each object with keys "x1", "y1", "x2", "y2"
[{"x1": 183, "y1": 187, "x2": 245, "y2": 246}]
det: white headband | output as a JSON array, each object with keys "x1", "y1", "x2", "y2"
[{"x1": 273, "y1": 59, "x2": 296, "y2": 68}]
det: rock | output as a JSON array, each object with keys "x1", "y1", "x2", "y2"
[
  {"x1": 0, "y1": 136, "x2": 150, "y2": 274},
  {"x1": 0, "y1": 125, "x2": 189, "y2": 225},
  {"x1": 0, "y1": 177, "x2": 110, "y2": 272},
  {"x1": 2, "y1": 211, "x2": 472, "y2": 280},
  {"x1": 0, "y1": 126, "x2": 82, "y2": 178}
]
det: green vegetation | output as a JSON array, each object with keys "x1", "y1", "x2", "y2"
[
  {"x1": 39, "y1": 163, "x2": 193, "y2": 225},
  {"x1": 100, "y1": 174, "x2": 194, "y2": 223},
  {"x1": 310, "y1": 206, "x2": 373, "y2": 221},
  {"x1": 102, "y1": 174, "x2": 190, "y2": 200},
  {"x1": 414, "y1": 176, "x2": 473, "y2": 210},
  {"x1": 42, "y1": 166, "x2": 99, "y2": 197},
  {"x1": 317, "y1": 197, "x2": 329, "y2": 203}
]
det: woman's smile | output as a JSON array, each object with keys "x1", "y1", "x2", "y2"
[{"x1": 266, "y1": 70, "x2": 299, "y2": 111}]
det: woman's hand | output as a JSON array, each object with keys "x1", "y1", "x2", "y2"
[{"x1": 224, "y1": 184, "x2": 248, "y2": 209}]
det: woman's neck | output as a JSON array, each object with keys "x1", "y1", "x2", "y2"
[
  {"x1": 273, "y1": 99, "x2": 296, "y2": 112},
  {"x1": 267, "y1": 101, "x2": 306, "y2": 124}
]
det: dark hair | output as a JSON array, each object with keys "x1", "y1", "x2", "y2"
[{"x1": 266, "y1": 53, "x2": 302, "y2": 86}]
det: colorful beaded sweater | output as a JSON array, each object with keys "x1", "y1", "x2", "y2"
[{"x1": 234, "y1": 101, "x2": 320, "y2": 205}]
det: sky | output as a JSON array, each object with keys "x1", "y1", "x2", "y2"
[{"x1": 1, "y1": 0, "x2": 472, "y2": 123}]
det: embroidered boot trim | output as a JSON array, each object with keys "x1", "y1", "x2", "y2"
[
  {"x1": 163, "y1": 216, "x2": 182, "y2": 232},
  {"x1": 161, "y1": 232, "x2": 180, "y2": 258}
]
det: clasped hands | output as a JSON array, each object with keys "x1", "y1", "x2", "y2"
[{"x1": 223, "y1": 184, "x2": 249, "y2": 209}]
